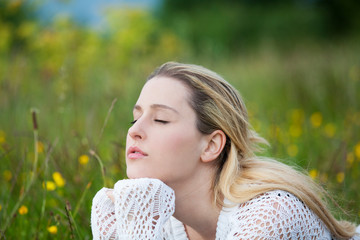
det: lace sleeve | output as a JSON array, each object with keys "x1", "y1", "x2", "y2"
[
  {"x1": 227, "y1": 190, "x2": 332, "y2": 239},
  {"x1": 113, "y1": 178, "x2": 175, "y2": 239},
  {"x1": 91, "y1": 188, "x2": 118, "y2": 240},
  {"x1": 91, "y1": 178, "x2": 175, "y2": 240}
]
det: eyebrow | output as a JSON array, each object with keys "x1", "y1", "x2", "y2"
[{"x1": 133, "y1": 104, "x2": 179, "y2": 114}]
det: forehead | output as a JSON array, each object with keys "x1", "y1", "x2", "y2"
[{"x1": 136, "y1": 76, "x2": 191, "y2": 110}]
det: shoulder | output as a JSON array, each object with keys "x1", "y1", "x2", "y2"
[
  {"x1": 223, "y1": 190, "x2": 331, "y2": 239},
  {"x1": 236, "y1": 190, "x2": 309, "y2": 218}
]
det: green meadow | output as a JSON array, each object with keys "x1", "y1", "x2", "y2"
[{"x1": 0, "y1": 2, "x2": 359, "y2": 239}]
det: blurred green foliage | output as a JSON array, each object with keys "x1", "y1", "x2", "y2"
[
  {"x1": 160, "y1": 0, "x2": 360, "y2": 54},
  {"x1": 0, "y1": 0, "x2": 37, "y2": 50},
  {"x1": 0, "y1": 0, "x2": 359, "y2": 238}
]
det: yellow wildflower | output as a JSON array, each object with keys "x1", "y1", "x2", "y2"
[
  {"x1": 79, "y1": 154, "x2": 89, "y2": 165},
  {"x1": 3, "y1": 170, "x2": 12, "y2": 182},
  {"x1": 43, "y1": 181, "x2": 56, "y2": 191},
  {"x1": 323, "y1": 123, "x2": 336, "y2": 138},
  {"x1": 309, "y1": 169, "x2": 318, "y2": 180},
  {"x1": 0, "y1": 203, "x2": 2, "y2": 211},
  {"x1": 18, "y1": 205, "x2": 28, "y2": 215},
  {"x1": 289, "y1": 124, "x2": 302, "y2": 138},
  {"x1": 287, "y1": 144, "x2": 298, "y2": 157},
  {"x1": 355, "y1": 142, "x2": 360, "y2": 159},
  {"x1": 310, "y1": 112, "x2": 322, "y2": 128},
  {"x1": 37, "y1": 141, "x2": 44, "y2": 153},
  {"x1": 0, "y1": 130, "x2": 5, "y2": 143},
  {"x1": 336, "y1": 172, "x2": 345, "y2": 183},
  {"x1": 47, "y1": 225, "x2": 58, "y2": 234},
  {"x1": 52, "y1": 172, "x2": 65, "y2": 187}
]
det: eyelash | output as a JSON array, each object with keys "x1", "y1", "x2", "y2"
[
  {"x1": 130, "y1": 119, "x2": 169, "y2": 125},
  {"x1": 155, "y1": 120, "x2": 169, "y2": 124}
]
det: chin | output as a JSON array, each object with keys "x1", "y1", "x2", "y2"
[{"x1": 126, "y1": 168, "x2": 152, "y2": 179}]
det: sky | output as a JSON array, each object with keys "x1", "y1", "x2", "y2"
[{"x1": 35, "y1": 0, "x2": 161, "y2": 27}]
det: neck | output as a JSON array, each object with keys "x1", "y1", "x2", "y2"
[{"x1": 170, "y1": 168, "x2": 221, "y2": 240}]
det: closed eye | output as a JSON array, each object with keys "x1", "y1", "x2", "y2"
[
  {"x1": 155, "y1": 120, "x2": 169, "y2": 124},
  {"x1": 130, "y1": 120, "x2": 137, "y2": 125}
]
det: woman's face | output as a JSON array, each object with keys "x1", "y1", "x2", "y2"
[{"x1": 126, "y1": 76, "x2": 209, "y2": 186}]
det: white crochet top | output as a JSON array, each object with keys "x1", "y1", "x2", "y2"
[{"x1": 91, "y1": 178, "x2": 360, "y2": 240}]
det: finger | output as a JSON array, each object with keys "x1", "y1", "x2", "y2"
[{"x1": 106, "y1": 190, "x2": 115, "y2": 203}]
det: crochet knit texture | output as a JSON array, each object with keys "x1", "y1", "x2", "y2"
[
  {"x1": 91, "y1": 178, "x2": 175, "y2": 239},
  {"x1": 91, "y1": 178, "x2": 360, "y2": 240}
]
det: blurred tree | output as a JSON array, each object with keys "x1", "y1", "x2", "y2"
[
  {"x1": 0, "y1": 0, "x2": 37, "y2": 51},
  {"x1": 317, "y1": 0, "x2": 360, "y2": 35},
  {"x1": 158, "y1": 0, "x2": 360, "y2": 54}
]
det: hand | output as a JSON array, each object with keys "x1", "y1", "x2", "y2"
[{"x1": 106, "y1": 190, "x2": 115, "y2": 203}]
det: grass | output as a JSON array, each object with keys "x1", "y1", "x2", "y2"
[{"x1": 0, "y1": 9, "x2": 360, "y2": 239}]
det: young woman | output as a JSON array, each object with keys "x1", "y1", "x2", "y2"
[{"x1": 91, "y1": 62, "x2": 360, "y2": 239}]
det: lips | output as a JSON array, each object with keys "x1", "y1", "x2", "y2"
[{"x1": 127, "y1": 146, "x2": 148, "y2": 159}]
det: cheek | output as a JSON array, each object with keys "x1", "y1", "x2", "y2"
[
  {"x1": 125, "y1": 133, "x2": 130, "y2": 147},
  {"x1": 159, "y1": 130, "x2": 202, "y2": 161},
  {"x1": 125, "y1": 134, "x2": 131, "y2": 155},
  {"x1": 165, "y1": 134, "x2": 186, "y2": 149}
]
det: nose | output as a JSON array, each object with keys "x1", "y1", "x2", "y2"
[{"x1": 128, "y1": 119, "x2": 146, "y2": 140}]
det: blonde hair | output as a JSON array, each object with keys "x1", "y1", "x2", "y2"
[{"x1": 147, "y1": 61, "x2": 357, "y2": 239}]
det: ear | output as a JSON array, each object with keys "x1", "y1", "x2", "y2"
[{"x1": 200, "y1": 130, "x2": 227, "y2": 163}]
